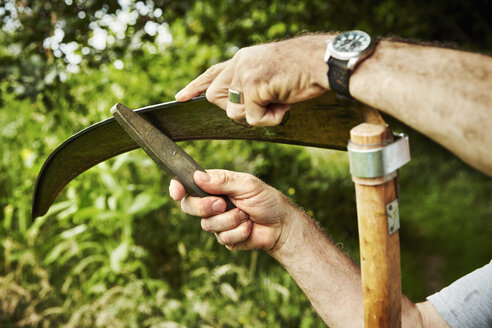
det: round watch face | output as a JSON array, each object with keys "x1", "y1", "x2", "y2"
[{"x1": 329, "y1": 30, "x2": 373, "y2": 60}]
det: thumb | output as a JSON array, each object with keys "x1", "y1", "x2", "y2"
[{"x1": 194, "y1": 170, "x2": 263, "y2": 198}]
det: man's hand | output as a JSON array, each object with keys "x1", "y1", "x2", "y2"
[
  {"x1": 175, "y1": 35, "x2": 331, "y2": 126},
  {"x1": 169, "y1": 169, "x2": 296, "y2": 250}
]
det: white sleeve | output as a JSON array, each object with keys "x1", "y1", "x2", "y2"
[{"x1": 427, "y1": 260, "x2": 492, "y2": 328}]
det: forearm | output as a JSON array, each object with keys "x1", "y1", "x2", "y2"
[
  {"x1": 171, "y1": 171, "x2": 447, "y2": 326},
  {"x1": 350, "y1": 40, "x2": 492, "y2": 175},
  {"x1": 178, "y1": 32, "x2": 492, "y2": 174},
  {"x1": 268, "y1": 209, "x2": 363, "y2": 327},
  {"x1": 269, "y1": 208, "x2": 424, "y2": 327}
]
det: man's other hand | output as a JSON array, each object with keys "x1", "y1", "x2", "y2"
[
  {"x1": 175, "y1": 35, "x2": 331, "y2": 126},
  {"x1": 169, "y1": 170, "x2": 296, "y2": 251}
]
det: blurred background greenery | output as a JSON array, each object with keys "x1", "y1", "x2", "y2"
[{"x1": 1, "y1": 0, "x2": 491, "y2": 326}]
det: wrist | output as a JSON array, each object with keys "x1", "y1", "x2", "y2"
[
  {"x1": 307, "y1": 34, "x2": 335, "y2": 91},
  {"x1": 325, "y1": 30, "x2": 377, "y2": 97},
  {"x1": 288, "y1": 34, "x2": 334, "y2": 91},
  {"x1": 267, "y1": 205, "x2": 312, "y2": 258}
]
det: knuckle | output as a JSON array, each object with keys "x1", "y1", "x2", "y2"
[
  {"x1": 219, "y1": 233, "x2": 232, "y2": 245},
  {"x1": 272, "y1": 115, "x2": 283, "y2": 125},
  {"x1": 241, "y1": 221, "x2": 252, "y2": 239},
  {"x1": 245, "y1": 173, "x2": 262, "y2": 188},
  {"x1": 197, "y1": 201, "x2": 206, "y2": 216},
  {"x1": 234, "y1": 46, "x2": 254, "y2": 59},
  {"x1": 204, "y1": 63, "x2": 220, "y2": 77},
  {"x1": 245, "y1": 173, "x2": 259, "y2": 183},
  {"x1": 205, "y1": 86, "x2": 219, "y2": 104},
  {"x1": 241, "y1": 71, "x2": 256, "y2": 85},
  {"x1": 226, "y1": 106, "x2": 245, "y2": 120},
  {"x1": 199, "y1": 199, "x2": 213, "y2": 217},
  {"x1": 214, "y1": 170, "x2": 229, "y2": 186},
  {"x1": 245, "y1": 114, "x2": 261, "y2": 126},
  {"x1": 233, "y1": 47, "x2": 245, "y2": 58},
  {"x1": 234, "y1": 210, "x2": 245, "y2": 226}
]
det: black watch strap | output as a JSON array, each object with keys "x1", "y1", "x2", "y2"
[{"x1": 327, "y1": 56, "x2": 351, "y2": 97}]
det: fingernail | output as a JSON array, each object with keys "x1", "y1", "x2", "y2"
[
  {"x1": 212, "y1": 199, "x2": 225, "y2": 213},
  {"x1": 195, "y1": 170, "x2": 211, "y2": 182},
  {"x1": 175, "y1": 89, "x2": 184, "y2": 99}
]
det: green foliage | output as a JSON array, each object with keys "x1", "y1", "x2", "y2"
[
  {"x1": 1, "y1": 0, "x2": 491, "y2": 327},
  {"x1": 0, "y1": 75, "x2": 329, "y2": 326}
]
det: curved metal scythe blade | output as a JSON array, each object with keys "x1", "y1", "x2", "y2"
[{"x1": 32, "y1": 92, "x2": 384, "y2": 219}]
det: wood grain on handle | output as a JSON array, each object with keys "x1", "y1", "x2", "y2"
[{"x1": 350, "y1": 123, "x2": 402, "y2": 328}]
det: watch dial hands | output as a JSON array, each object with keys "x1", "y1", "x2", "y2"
[{"x1": 335, "y1": 33, "x2": 369, "y2": 52}]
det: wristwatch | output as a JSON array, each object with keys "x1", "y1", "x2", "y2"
[{"x1": 324, "y1": 30, "x2": 376, "y2": 97}]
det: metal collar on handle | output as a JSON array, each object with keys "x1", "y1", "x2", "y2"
[{"x1": 348, "y1": 133, "x2": 411, "y2": 178}]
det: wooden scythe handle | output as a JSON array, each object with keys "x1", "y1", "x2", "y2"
[{"x1": 350, "y1": 123, "x2": 402, "y2": 327}]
